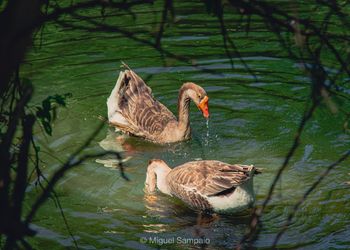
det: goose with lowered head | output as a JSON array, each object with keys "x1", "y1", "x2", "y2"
[
  {"x1": 145, "y1": 159, "x2": 259, "y2": 213},
  {"x1": 107, "y1": 64, "x2": 209, "y2": 144}
]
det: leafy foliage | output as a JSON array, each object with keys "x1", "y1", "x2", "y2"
[{"x1": 35, "y1": 93, "x2": 72, "y2": 136}]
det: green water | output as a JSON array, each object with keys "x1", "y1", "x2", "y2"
[{"x1": 22, "y1": 1, "x2": 350, "y2": 249}]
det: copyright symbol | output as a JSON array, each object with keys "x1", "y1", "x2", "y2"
[{"x1": 140, "y1": 237, "x2": 147, "y2": 244}]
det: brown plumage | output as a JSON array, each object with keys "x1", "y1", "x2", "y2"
[
  {"x1": 107, "y1": 64, "x2": 209, "y2": 143},
  {"x1": 145, "y1": 159, "x2": 259, "y2": 213}
]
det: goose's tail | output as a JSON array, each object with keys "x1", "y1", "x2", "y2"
[{"x1": 107, "y1": 71, "x2": 129, "y2": 126}]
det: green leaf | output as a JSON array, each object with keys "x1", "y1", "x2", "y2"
[
  {"x1": 35, "y1": 92, "x2": 72, "y2": 136},
  {"x1": 42, "y1": 120, "x2": 52, "y2": 136}
]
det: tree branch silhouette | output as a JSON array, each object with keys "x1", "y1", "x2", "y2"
[
  {"x1": 1, "y1": 1, "x2": 349, "y2": 249},
  {"x1": 272, "y1": 150, "x2": 350, "y2": 248}
]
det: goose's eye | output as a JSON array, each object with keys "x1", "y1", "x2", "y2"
[{"x1": 198, "y1": 94, "x2": 201, "y2": 99}]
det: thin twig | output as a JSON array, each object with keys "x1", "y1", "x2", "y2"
[
  {"x1": 238, "y1": 98, "x2": 320, "y2": 248},
  {"x1": 272, "y1": 150, "x2": 350, "y2": 248}
]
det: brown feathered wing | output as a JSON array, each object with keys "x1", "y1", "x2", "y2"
[
  {"x1": 166, "y1": 161, "x2": 255, "y2": 209},
  {"x1": 108, "y1": 69, "x2": 176, "y2": 140}
]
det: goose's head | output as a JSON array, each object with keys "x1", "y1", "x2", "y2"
[{"x1": 180, "y1": 82, "x2": 209, "y2": 119}]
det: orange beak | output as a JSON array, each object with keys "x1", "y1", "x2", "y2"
[{"x1": 198, "y1": 96, "x2": 209, "y2": 119}]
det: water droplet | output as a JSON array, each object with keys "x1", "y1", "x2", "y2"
[
  {"x1": 205, "y1": 119, "x2": 210, "y2": 146},
  {"x1": 206, "y1": 119, "x2": 209, "y2": 136}
]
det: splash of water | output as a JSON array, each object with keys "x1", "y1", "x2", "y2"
[
  {"x1": 206, "y1": 119, "x2": 210, "y2": 138},
  {"x1": 204, "y1": 119, "x2": 210, "y2": 146}
]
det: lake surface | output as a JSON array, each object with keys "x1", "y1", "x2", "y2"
[{"x1": 22, "y1": 1, "x2": 349, "y2": 249}]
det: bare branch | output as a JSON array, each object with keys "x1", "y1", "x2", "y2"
[{"x1": 272, "y1": 150, "x2": 350, "y2": 247}]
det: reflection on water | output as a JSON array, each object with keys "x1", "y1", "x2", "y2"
[
  {"x1": 142, "y1": 190, "x2": 253, "y2": 249},
  {"x1": 96, "y1": 128, "x2": 132, "y2": 168},
  {"x1": 144, "y1": 192, "x2": 191, "y2": 219}
]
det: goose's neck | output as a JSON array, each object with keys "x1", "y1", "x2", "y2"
[
  {"x1": 152, "y1": 165, "x2": 172, "y2": 195},
  {"x1": 177, "y1": 89, "x2": 191, "y2": 135}
]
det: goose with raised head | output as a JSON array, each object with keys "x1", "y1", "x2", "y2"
[
  {"x1": 145, "y1": 159, "x2": 259, "y2": 213},
  {"x1": 107, "y1": 64, "x2": 209, "y2": 144}
]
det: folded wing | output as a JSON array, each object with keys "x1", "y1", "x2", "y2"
[{"x1": 107, "y1": 67, "x2": 176, "y2": 139}]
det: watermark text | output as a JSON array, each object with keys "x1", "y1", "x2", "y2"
[{"x1": 139, "y1": 236, "x2": 210, "y2": 245}]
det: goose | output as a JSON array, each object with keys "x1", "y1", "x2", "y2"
[
  {"x1": 145, "y1": 159, "x2": 259, "y2": 213},
  {"x1": 107, "y1": 64, "x2": 209, "y2": 144}
]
